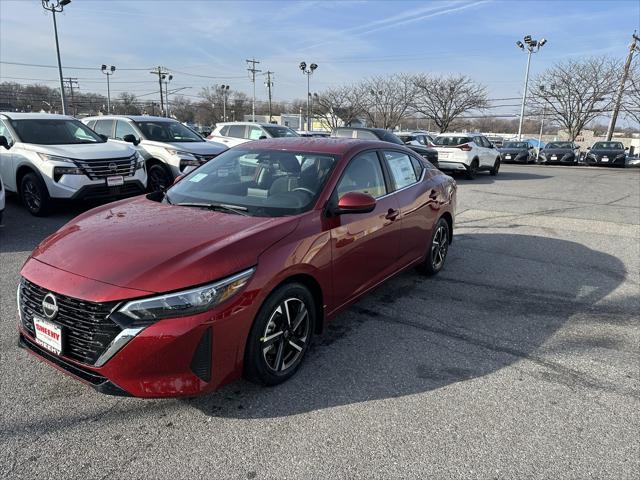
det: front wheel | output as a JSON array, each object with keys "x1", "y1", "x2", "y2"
[
  {"x1": 244, "y1": 283, "x2": 316, "y2": 386},
  {"x1": 20, "y1": 172, "x2": 51, "y2": 216},
  {"x1": 419, "y1": 217, "x2": 450, "y2": 276},
  {"x1": 490, "y1": 158, "x2": 500, "y2": 176},
  {"x1": 147, "y1": 164, "x2": 173, "y2": 192}
]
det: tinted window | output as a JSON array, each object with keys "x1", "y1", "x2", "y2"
[
  {"x1": 227, "y1": 125, "x2": 246, "y2": 138},
  {"x1": 592, "y1": 142, "x2": 624, "y2": 150},
  {"x1": 136, "y1": 121, "x2": 204, "y2": 142},
  {"x1": 10, "y1": 119, "x2": 105, "y2": 145},
  {"x1": 503, "y1": 142, "x2": 529, "y2": 149},
  {"x1": 384, "y1": 151, "x2": 418, "y2": 189},
  {"x1": 93, "y1": 119, "x2": 114, "y2": 137},
  {"x1": 166, "y1": 148, "x2": 336, "y2": 217},
  {"x1": 219, "y1": 125, "x2": 229, "y2": 136},
  {"x1": 263, "y1": 125, "x2": 299, "y2": 138},
  {"x1": 336, "y1": 151, "x2": 386, "y2": 199},
  {"x1": 433, "y1": 136, "x2": 472, "y2": 146},
  {"x1": 115, "y1": 120, "x2": 138, "y2": 140}
]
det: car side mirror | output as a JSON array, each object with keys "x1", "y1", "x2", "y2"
[
  {"x1": 0, "y1": 135, "x2": 10, "y2": 150},
  {"x1": 259, "y1": 135, "x2": 268, "y2": 140},
  {"x1": 173, "y1": 175, "x2": 184, "y2": 185},
  {"x1": 98, "y1": 134, "x2": 109, "y2": 142},
  {"x1": 587, "y1": 147, "x2": 591, "y2": 150},
  {"x1": 123, "y1": 134, "x2": 140, "y2": 146},
  {"x1": 625, "y1": 147, "x2": 629, "y2": 151},
  {"x1": 528, "y1": 145, "x2": 534, "y2": 149},
  {"x1": 334, "y1": 192, "x2": 376, "y2": 215}
]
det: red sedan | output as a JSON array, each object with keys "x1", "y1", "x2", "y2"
[{"x1": 17, "y1": 138, "x2": 456, "y2": 398}]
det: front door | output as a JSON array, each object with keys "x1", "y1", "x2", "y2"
[{"x1": 0, "y1": 120, "x2": 16, "y2": 191}]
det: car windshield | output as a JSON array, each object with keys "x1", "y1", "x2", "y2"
[
  {"x1": 166, "y1": 148, "x2": 337, "y2": 217},
  {"x1": 136, "y1": 120, "x2": 204, "y2": 143},
  {"x1": 433, "y1": 136, "x2": 472, "y2": 146},
  {"x1": 592, "y1": 142, "x2": 624, "y2": 150},
  {"x1": 503, "y1": 142, "x2": 529, "y2": 149},
  {"x1": 10, "y1": 118, "x2": 105, "y2": 145},
  {"x1": 546, "y1": 142, "x2": 573, "y2": 149},
  {"x1": 263, "y1": 125, "x2": 299, "y2": 138}
]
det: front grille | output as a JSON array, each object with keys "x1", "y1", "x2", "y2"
[
  {"x1": 19, "y1": 279, "x2": 121, "y2": 365},
  {"x1": 73, "y1": 181, "x2": 145, "y2": 201},
  {"x1": 74, "y1": 155, "x2": 137, "y2": 180}
]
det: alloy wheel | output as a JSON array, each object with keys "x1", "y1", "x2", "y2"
[
  {"x1": 149, "y1": 166, "x2": 170, "y2": 192},
  {"x1": 261, "y1": 297, "x2": 310, "y2": 373},
  {"x1": 431, "y1": 224, "x2": 449, "y2": 270},
  {"x1": 23, "y1": 179, "x2": 41, "y2": 212}
]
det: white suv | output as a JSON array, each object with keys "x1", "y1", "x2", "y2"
[
  {"x1": 0, "y1": 113, "x2": 146, "y2": 216},
  {"x1": 432, "y1": 133, "x2": 501, "y2": 179},
  {"x1": 208, "y1": 122, "x2": 299, "y2": 147},
  {"x1": 83, "y1": 115, "x2": 227, "y2": 191},
  {"x1": 0, "y1": 173, "x2": 5, "y2": 225}
]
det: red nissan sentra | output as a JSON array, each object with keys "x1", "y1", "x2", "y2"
[{"x1": 17, "y1": 138, "x2": 456, "y2": 398}]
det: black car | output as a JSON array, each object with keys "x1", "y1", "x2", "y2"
[
  {"x1": 539, "y1": 141, "x2": 580, "y2": 165},
  {"x1": 331, "y1": 127, "x2": 438, "y2": 167},
  {"x1": 585, "y1": 141, "x2": 628, "y2": 167},
  {"x1": 499, "y1": 141, "x2": 534, "y2": 164}
]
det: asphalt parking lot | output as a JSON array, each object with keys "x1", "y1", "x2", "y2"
[{"x1": 1, "y1": 164, "x2": 638, "y2": 479}]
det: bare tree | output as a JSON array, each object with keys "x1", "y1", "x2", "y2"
[
  {"x1": 112, "y1": 92, "x2": 141, "y2": 115},
  {"x1": 623, "y1": 61, "x2": 640, "y2": 125},
  {"x1": 412, "y1": 74, "x2": 488, "y2": 133},
  {"x1": 170, "y1": 95, "x2": 194, "y2": 123},
  {"x1": 530, "y1": 56, "x2": 621, "y2": 140},
  {"x1": 356, "y1": 74, "x2": 417, "y2": 129},
  {"x1": 314, "y1": 85, "x2": 363, "y2": 129}
]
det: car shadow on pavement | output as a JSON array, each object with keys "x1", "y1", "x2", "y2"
[
  {"x1": 187, "y1": 233, "x2": 630, "y2": 419},
  {"x1": 452, "y1": 170, "x2": 553, "y2": 185}
]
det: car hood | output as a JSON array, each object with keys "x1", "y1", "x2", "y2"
[
  {"x1": 28, "y1": 196, "x2": 298, "y2": 293},
  {"x1": 142, "y1": 140, "x2": 227, "y2": 154},
  {"x1": 589, "y1": 149, "x2": 625, "y2": 156},
  {"x1": 21, "y1": 141, "x2": 135, "y2": 160}
]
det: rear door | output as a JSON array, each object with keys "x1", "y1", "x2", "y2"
[{"x1": 473, "y1": 136, "x2": 491, "y2": 167}]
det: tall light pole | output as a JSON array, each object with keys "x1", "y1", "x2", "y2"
[
  {"x1": 42, "y1": 0, "x2": 71, "y2": 115},
  {"x1": 300, "y1": 61, "x2": 317, "y2": 131},
  {"x1": 516, "y1": 35, "x2": 547, "y2": 140},
  {"x1": 220, "y1": 85, "x2": 230, "y2": 121},
  {"x1": 162, "y1": 74, "x2": 173, "y2": 117},
  {"x1": 101, "y1": 65, "x2": 116, "y2": 114},
  {"x1": 537, "y1": 83, "x2": 555, "y2": 161}
]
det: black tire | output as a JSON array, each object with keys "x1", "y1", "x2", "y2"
[
  {"x1": 465, "y1": 159, "x2": 478, "y2": 179},
  {"x1": 147, "y1": 163, "x2": 173, "y2": 192},
  {"x1": 20, "y1": 172, "x2": 51, "y2": 216},
  {"x1": 244, "y1": 283, "x2": 316, "y2": 386},
  {"x1": 419, "y1": 217, "x2": 450, "y2": 276},
  {"x1": 490, "y1": 157, "x2": 500, "y2": 176}
]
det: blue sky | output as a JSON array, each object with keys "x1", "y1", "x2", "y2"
[{"x1": 1, "y1": 0, "x2": 639, "y2": 119}]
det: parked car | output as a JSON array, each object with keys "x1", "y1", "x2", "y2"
[
  {"x1": 208, "y1": 122, "x2": 299, "y2": 148},
  {"x1": 585, "y1": 141, "x2": 629, "y2": 167},
  {"x1": 396, "y1": 131, "x2": 435, "y2": 147},
  {"x1": 83, "y1": 115, "x2": 227, "y2": 192},
  {"x1": 499, "y1": 141, "x2": 535, "y2": 164},
  {"x1": 0, "y1": 113, "x2": 146, "y2": 216},
  {"x1": 539, "y1": 141, "x2": 580, "y2": 165},
  {"x1": 486, "y1": 136, "x2": 505, "y2": 148},
  {"x1": 17, "y1": 137, "x2": 456, "y2": 398},
  {"x1": 0, "y1": 173, "x2": 5, "y2": 225},
  {"x1": 431, "y1": 133, "x2": 501, "y2": 179},
  {"x1": 331, "y1": 127, "x2": 438, "y2": 167}
]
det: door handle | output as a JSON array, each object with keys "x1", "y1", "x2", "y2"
[{"x1": 385, "y1": 208, "x2": 399, "y2": 221}]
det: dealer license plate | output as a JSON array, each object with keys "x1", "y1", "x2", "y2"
[
  {"x1": 601, "y1": 156, "x2": 609, "y2": 162},
  {"x1": 505, "y1": 154, "x2": 511, "y2": 159},
  {"x1": 33, "y1": 316, "x2": 62, "y2": 355},
  {"x1": 106, "y1": 175, "x2": 124, "y2": 187},
  {"x1": 439, "y1": 152, "x2": 449, "y2": 159},
  {"x1": 551, "y1": 155, "x2": 557, "y2": 160}
]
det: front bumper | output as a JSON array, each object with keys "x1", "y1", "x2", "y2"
[
  {"x1": 70, "y1": 180, "x2": 145, "y2": 202},
  {"x1": 585, "y1": 155, "x2": 627, "y2": 167},
  {"x1": 541, "y1": 154, "x2": 577, "y2": 165},
  {"x1": 501, "y1": 153, "x2": 530, "y2": 163}
]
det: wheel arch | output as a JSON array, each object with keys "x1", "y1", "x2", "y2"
[
  {"x1": 439, "y1": 211, "x2": 453, "y2": 244},
  {"x1": 16, "y1": 164, "x2": 44, "y2": 194},
  {"x1": 272, "y1": 273, "x2": 325, "y2": 334}
]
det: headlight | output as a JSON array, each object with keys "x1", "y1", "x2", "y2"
[
  {"x1": 164, "y1": 148, "x2": 196, "y2": 160},
  {"x1": 53, "y1": 166, "x2": 84, "y2": 181},
  {"x1": 37, "y1": 153, "x2": 75, "y2": 164},
  {"x1": 117, "y1": 268, "x2": 255, "y2": 323},
  {"x1": 135, "y1": 152, "x2": 145, "y2": 170}
]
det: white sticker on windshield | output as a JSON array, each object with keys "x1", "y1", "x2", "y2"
[{"x1": 189, "y1": 173, "x2": 207, "y2": 183}]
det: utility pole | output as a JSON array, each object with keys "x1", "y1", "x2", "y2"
[
  {"x1": 606, "y1": 32, "x2": 640, "y2": 141},
  {"x1": 150, "y1": 66, "x2": 169, "y2": 116},
  {"x1": 246, "y1": 58, "x2": 261, "y2": 122},
  {"x1": 63, "y1": 77, "x2": 78, "y2": 116},
  {"x1": 265, "y1": 71, "x2": 274, "y2": 122}
]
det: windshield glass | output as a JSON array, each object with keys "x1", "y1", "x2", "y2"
[
  {"x1": 433, "y1": 136, "x2": 472, "y2": 146},
  {"x1": 136, "y1": 120, "x2": 204, "y2": 143},
  {"x1": 503, "y1": 142, "x2": 529, "y2": 149},
  {"x1": 592, "y1": 142, "x2": 624, "y2": 150},
  {"x1": 546, "y1": 142, "x2": 573, "y2": 149},
  {"x1": 10, "y1": 118, "x2": 105, "y2": 145},
  {"x1": 263, "y1": 125, "x2": 299, "y2": 138},
  {"x1": 166, "y1": 148, "x2": 337, "y2": 217}
]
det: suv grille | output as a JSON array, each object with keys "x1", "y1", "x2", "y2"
[
  {"x1": 19, "y1": 279, "x2": 121, "y2": 365},
  {"x1": 74, "y1": 155, "x2": 137, "y2": 180}
]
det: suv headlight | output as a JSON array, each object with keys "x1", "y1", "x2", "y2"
[
  {"x1": 37, "y1": 153, "x2": 75, "y2": 164},
  {"x1": 117, "y1": 268, "x2": 255, "y2": 323},
  {"x1": 134, "y1": 152, "x2": 145, "y2": 170},
  {"x1": 164, "y1": 148, "x2": 196, "y2": 160}
]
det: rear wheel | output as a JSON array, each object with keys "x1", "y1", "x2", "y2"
[
  {"x1": 465, "y1": 159, "x2": 478, "y2": 179},
  {"x1": 147, "y1": 163, "x2": 173, "y2": 192},
  {"x1": 419, "y1": 217, "x2": 450, "y2": 276},
  {"x1": 244, "y1": 283, "x2": 316, "y2": 386},
  {"x1": 490, "y1": 157, "x2": 500, "y2": 176},
  {"x1": 20, "y1": 172, "x2": 51, "y2": 216}
]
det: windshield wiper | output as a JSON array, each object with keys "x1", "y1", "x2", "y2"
[{"x1": 174, "y1": 202, "x2": 249, "y2": 216}]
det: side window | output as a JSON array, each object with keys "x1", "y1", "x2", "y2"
[
  {"x1": 86, "y1": 120, "x2": 96, "y2": 129},
  {"x1": 248, "y1": 125, "x2": 264, "y2": 140},
  {"x1": 228, "y1": 125, "x2": 245, "y2": 138},
  {"x1": 336, "y1": 151, "x2": 387, "y2": 199},
  {"x1": 481, "y1": 136, "x2": 492, "y2": 148},
  {"x1": 355, "y1": 130, "x2": 379, "y2": 140},
  {"x1": 219, "y1": 126, "x2": 229, "y2": 136},
  {"x1": 93, "y1": 119, "x2": 114, "y2": 138},
  {"x1": 115, "y1": 120, "x2": 137, "y2": 140},
  {"x1": 410, "y1": 155, "x2": 425, "y2": 176},
  {"x1": 472, "y1": 136, "x2": 484, "y2": 148},
  {"x1": 334, "y1": 129, "x2": 353, "y2": 138},
  {"x1": 0, "y1": 121, "x2": 14, "y2": 144},
  {"x1": 383, "y1": 151, "x2": 418, "y2": 190},
  {"x1": 417, "y1": 135, "x2": 426, "y2": 145}
]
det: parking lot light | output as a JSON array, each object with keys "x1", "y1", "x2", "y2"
[
  {"x1": 300, "y1": 61, "x2": 318, "y2": 131},
  {"x1": 42, "y1": 0, "x2": 71, "y2": 115},
  {"x1": 516, "y1": 35, "x2": 548, "y2": 141},
  {"x1": 101, "y1": 64, "x2": 116, "y2": 114}
]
